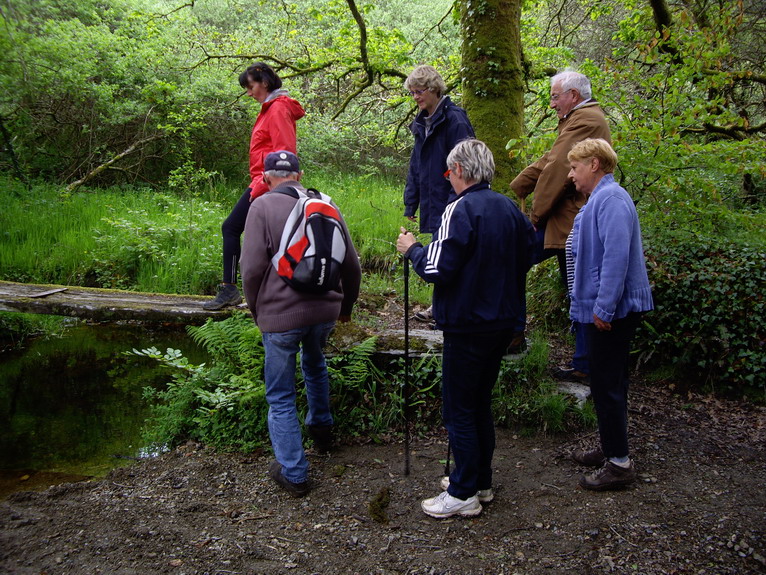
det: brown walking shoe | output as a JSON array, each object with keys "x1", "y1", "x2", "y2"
[
  {"x1": 579, "y1": 460, "x2": 636, "y2": 491},
  {"x1": 571, "y1": 447, "x2": 606, "y2": 467},
  {"x1": 268, "y1": 460, "x2": 311, "y2": 497}
]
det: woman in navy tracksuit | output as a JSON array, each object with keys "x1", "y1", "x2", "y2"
[{"x1": 398, "y1": 139, "x2": 534, "y2": 519}]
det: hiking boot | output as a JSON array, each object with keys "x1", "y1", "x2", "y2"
[
  {"x1": 503, "y1": 331, "x2": 528, "y2": 360},
  {"x1": 413, "y1": 306, "x2": 433, "y2": 322},
  {"x1": 440, "y1": 476, "x2": 494, "y2": 503},
  {"x1": 579, "y1": 460, "x2": 636, "y2": 491},
  {"x1": 268, "y1": 460, "x2": 311, "y2": 497},
  {"x1": 551, "y1": 367, "x2": 589, "y2": 382},
  {"x1": 571, "y1": 447, "x2": 606, "y2": 467},
  {"x1": 421, "y1": 491, "x2": 482, "y2": 519},
  {"x1": 202, "y1": 284, "x2": 242, "y2": 310},
  {"x1": 307, "y1": 424, "x2": 334, "y2": 453}
]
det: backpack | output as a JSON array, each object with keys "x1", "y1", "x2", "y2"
[{"x1": 270, "y1": 187, "x2": 347, "y2": 293}]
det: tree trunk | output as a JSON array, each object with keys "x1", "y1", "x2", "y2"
[{"x1": 459, "y1": 0, "x2": 524, "y2": 193}]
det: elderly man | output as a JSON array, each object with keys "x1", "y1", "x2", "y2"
[
  {"x1": 511, "y1": 70, "x2": 611, "y2": 381},
  {"x1": 397, "y1": 139, "x2": 533, "y2": 518},
  {"x1": 241, "y1": 150, "x2": 361, "y2": 497}
]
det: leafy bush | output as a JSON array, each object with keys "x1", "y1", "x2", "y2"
[
  {"x1": 138, "y1": 313, "x2": 268, "y2": 452},
  {"x1": 638, "y1": 238, "x2": 766, "y2": 394},
  {"x1": 136, "y1": 314, "x2": 588, "y2": 453},
  {"x1": 492, "y1": 332, "x2": 594, "y2": 434}
]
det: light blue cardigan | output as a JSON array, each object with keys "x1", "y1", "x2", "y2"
[{"x1": 569, "y1": 174, "x2": 654, "y2": 323}]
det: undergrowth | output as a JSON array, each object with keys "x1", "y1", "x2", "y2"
[{"x1": 134, "y1": 314, "x2": 589, "y2": 452}]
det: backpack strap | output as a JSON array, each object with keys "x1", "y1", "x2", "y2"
[
  {"x1": 272, "y1": 185, "x2": 330, "y2": 203},
  {"x1": 272, "y1": 186, "x2": 301, "y2": 199}
]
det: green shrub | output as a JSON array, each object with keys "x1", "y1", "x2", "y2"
[
  {"x1": 138, "y1": 313, "x2": 268, "y2": 451},
  {"x1": 638, "y1": 238, "x2": 766, "y2": 394},
  {"x1": 493, "y1": 332, "x2": 588, "y2": 434},
  {"x1": 136, "y1": 314, "x2": 590, "y2": 452}
]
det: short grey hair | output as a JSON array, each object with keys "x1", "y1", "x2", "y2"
[
  {"x1": 551, "y1": 70, "x2": 592, "y2": 100},
  {"x1": 264, "y1": 170, "x2": 299, "y2": 179},
  {"x1": 404, "y1": 65, "x2": 447, "y2": 97},
  {"x1": 447, "y1": 138, "x2": 495, "y2": 183}
]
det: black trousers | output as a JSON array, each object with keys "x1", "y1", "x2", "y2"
[
  {"x1": 220, "y1": 188, "x2": 252, "y2": 284},
  {"x1": 585, "y1": 312, "x2": 641, "y2": 459}
]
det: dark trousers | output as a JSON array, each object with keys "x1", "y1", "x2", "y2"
[
  {"x1": 585, "y1": 313, "x2": 641, "y2": 459},
  {"x1": 531, "y1": 225, "x2": 567, "y2": 287},
  {"x1": 220, "y1": 188, "x2": 252, "y2": 284},
  {"x1": 442, "y1": 329, "x2": 515, "y2": 500},
  {"x1": 570, "y1": 321, "x2": 590, "y2": 374}
]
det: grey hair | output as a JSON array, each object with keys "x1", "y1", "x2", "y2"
[
  {"x1": 551, "y1": 70, "x2": 592, "y2": 100},
  {"x1": 403, "y1": 65, "x2": 447, "y2": 97},
  {"x1": 447, "y1": 138, "x2": 495, "y2": 183},
  {"x1": 264, "y1": 170, "x2": 299, "y2": 179}
]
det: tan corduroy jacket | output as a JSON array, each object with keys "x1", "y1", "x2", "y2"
[{"x1": 511, "y1": 101, "x2": 611, "y2": 249}]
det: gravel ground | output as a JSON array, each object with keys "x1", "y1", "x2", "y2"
[{"x1": 2, "y1": 377, "x2": 765, "y2": 574}]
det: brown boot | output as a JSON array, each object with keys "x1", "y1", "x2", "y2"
[
  {"x1": 579, "y1": 460, "x2": 636, "y2": 491},
  {"x1": 571, "y1": 447, "x2": 606, "y2": 467}
]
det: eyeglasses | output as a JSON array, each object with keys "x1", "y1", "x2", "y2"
[
  {"x1": 409, "y1": 88, "x2": 428, "y2": 97},
  {"x1": 444, "y1": 169, "x2": 452, "y2": 180},
  {"x1": 550, "y1": 89, "x2": 573, "y2": 102}
]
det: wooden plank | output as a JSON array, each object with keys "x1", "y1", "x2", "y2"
[{"x1": 29, "y1": 287, "x2": 69, "y2": 298}]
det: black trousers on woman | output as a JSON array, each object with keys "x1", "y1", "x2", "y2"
[
  {"x1": 220, "y1": 188, "x2": 252, "y2": 284},
  {"x1": 585, "y1": 312, "x2": 641, "y2": 459}
]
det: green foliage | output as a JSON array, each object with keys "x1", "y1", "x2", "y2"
[
  {"x1": 525, "y1": 258, "x2": 569, "y2": 332},
  {"x1": 0, "y1": 312, "x2": 69, "y2": 349},
  {"x1": 0, "y1": 178, "x2": 226, "y2": 293},
  {"x1": 136, "y1": 314, "x2": 589, "y2": 453},
  {"x1": 137, "y1": 313, "x2": 268, "y2": 452},
  {"x1": 637, "y1": 238, "x2": 766, "y2": 395},
  {"x1": 493, "y1": 332, "x2": 587, "y2": 434}
]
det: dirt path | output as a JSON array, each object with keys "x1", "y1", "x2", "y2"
[{"x1": 2, "y1": 381, "x2": 765, "y2": 575}]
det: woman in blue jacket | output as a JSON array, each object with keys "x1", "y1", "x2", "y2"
[
  {"x1": 397, "y1": 139, "x2": 534, "y2": 518},
  {"x1": 403, "y1": 65, "x2": 475, "y2": 322},
  {"x1": 566, "y1": 138, "x2": 653, "y2": 491}
]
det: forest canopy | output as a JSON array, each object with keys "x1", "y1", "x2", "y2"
[{"x1": 1, "y1": 0, "x2": 764, "y2": 200}]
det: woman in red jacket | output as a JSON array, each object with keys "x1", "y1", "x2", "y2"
[{"x1": 204, "y1": 62, "x2": 306, "y2": 310}]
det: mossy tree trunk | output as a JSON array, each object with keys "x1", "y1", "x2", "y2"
[{"x1": 458, "y1": 0, "x2": 524, "y2": 194}]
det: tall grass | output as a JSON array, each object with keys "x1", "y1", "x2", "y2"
[{"x1": 0, "y1": 173, "x2": 431, "y2": 296}]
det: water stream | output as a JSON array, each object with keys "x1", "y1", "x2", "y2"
[{"x1": 0, "y1": 322, "x2": 208, "y2": 498}]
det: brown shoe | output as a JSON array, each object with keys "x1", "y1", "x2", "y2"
[
  {"x1": 269, "y1": 460, "x2": 311, "y2": 497},
  {"x1": 580, "y1": 461, "x2": 636, "y2": 491},
  {"x1": 551, "y1": 367, "x2": 589, "y2": 382},
  {"x1": 571, "y1": 447, "x2": 606, "y2": 467}
]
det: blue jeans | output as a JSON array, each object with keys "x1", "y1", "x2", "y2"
[
  {"x1": 442, "y1": 329, "x2": 515, "y2": 500},
  {"x1": 262, "y1": 321, "x2": 335, "y2": 483}
]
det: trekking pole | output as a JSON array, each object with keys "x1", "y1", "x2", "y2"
[{"x1": 403, "y1": 254, "x2": 411, "y2": 476}]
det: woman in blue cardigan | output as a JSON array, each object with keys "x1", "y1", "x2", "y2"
[{"x1": 566, "y1": 138, "x2": 653, "y2": 491}]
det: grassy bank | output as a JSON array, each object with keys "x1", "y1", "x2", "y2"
[{"x1": 0, "y1": 173, "x2": 432, "y2": 304}]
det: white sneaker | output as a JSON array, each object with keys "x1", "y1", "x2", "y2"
[
  {"x1": 440, "y1": 476, "x2": 494, "y2": 503},
  {"x1": 421, "y1": 491, "x2": 482, "y2": 518}
]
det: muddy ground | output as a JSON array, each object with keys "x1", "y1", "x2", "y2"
[{"x1": 2, "y1": 373, "x2": 765, "y2": 574}]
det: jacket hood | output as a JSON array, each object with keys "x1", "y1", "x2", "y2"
[{"x1": 262, "y1": 91, "x2": 306, "y2": 120}]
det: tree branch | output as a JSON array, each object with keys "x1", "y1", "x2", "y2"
[{"x1": 65, "y1": 135, "x2": 163, "y2": 194}]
